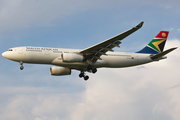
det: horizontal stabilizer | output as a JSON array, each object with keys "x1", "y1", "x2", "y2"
[{"x1": 150, "y1": 47, "x2": 178, "y2": 60}]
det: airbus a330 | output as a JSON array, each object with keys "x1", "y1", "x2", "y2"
[{"x1": 2, "y1": 22, "x2": 177, "y2": 80}]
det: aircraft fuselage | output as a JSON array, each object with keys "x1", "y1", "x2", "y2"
[{"x1": 2, "y1": 46, "x2": 153, "y2": 70}]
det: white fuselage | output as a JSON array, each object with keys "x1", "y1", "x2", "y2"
[{"x1": 2, "y1": 46, "x2": 153, "y2": 70}]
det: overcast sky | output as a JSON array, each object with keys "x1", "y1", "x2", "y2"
[{"x1": 0, "y1": 0, "x2": 180, "y2": 120}]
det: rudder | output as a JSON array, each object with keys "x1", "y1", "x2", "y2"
[{"x1": 137, "y1": 31, "x2": 169, "y2": 54}]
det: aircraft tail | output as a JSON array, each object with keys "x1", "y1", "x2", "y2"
[{"x1": 137, "y1": 31, "x2": 169, "y2": 54}]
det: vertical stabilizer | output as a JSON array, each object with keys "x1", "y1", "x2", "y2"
[{"x1": 137, "y1": 31, "x2": 169, "y2": 54}]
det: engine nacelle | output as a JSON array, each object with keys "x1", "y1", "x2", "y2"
[
  {"x1": 62, "y1": 53, "x2": 84, "y2": 62},
  {"x1": 50, "y1": 67, "x2": 71, "y2": 76}
]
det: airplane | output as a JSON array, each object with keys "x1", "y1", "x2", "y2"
[{"x1": 2, "y1": 21, "x2": 177, "y2": 80}]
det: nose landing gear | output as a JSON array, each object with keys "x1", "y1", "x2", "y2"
[{"x1": 19, "y1": 61, "x2": 24, "y2": 70}]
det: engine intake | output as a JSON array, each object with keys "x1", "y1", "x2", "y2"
[
  {"x1": 50, "y1": 67, "x2": 71, "y2": 76},
  {"x1": 62, "y1": 53, "x2": 84, "y2": 62}
]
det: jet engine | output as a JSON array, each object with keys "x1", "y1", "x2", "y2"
[
  {"x1": 62, "y1": 53, "x2": 84, "y2": 62},
  {"x1": 50, "y1": 67, "x2": 71, "y2": 76}
]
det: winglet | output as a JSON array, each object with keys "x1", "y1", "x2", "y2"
[{"x1": 136, "y1": 21, "x2": 144, "y2": 28}]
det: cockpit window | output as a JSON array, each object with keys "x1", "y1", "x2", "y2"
[{"x1": 8, "y1": 49, "x2": 13, "y2": 51}]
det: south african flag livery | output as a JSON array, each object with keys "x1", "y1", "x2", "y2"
[{"x1": 137, "y1": 31, "x2": 169, "y2": 54}]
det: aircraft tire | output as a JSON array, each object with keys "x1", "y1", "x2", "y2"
[
  {"x1": 20, "y1": 66, "x2": 24, "y2": 70},
  {"x1": 92, "y1": 68, "x2": 97, "y2": 73},
  {"x1": 84, "y1": 76, "x2": 89, "y2": 81},
  {"x1": 79, "y1": 73, "x2": 84, "y2": 78}
]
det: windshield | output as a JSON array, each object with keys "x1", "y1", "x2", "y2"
[{"x1": 8, "y1": 49, "x2": 13, "y2": 51}]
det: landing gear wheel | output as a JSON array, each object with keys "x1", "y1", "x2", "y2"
[
  {"x1": 19, "y1": 61, "x2": 24, "y2": 70},
  {"x1": 79, "y1": 71, "x2": 89, "y2": 80},
  {"x1": 84, "y1": 76, "x2": 89, "y2": 81},
  {"x1": 87, "y1": 65, "x2": 97, "y2": 73},
  {"x1": 92, "y1": 68, "x2": 97, "y2": 73},
  {"x1": 79, "y1": 73, "x2": 84, "y2": 78},
  {"x1": 20, "y1": 66, "x2": 24, "y2": 70}
]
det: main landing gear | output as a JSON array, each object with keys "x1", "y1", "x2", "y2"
[
  {"x1": 79, "y1": 65, "x2": 97, "y2": 81},
  {"x1": 79, "y1": 71, "x2": 89, "y2": 81},
  {"x1": 87, "y1": 65, "x2": 97, "y2": 74},
  {"x1": 19, "y1": 61, "x2": 24, "y2": 70}
]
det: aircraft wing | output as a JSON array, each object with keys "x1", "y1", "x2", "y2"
[{"x1": 79, "y1": 21, "x2": 144, "y2": 63}]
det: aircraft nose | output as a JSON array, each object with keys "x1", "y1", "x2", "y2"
[
  {"x1": 2, "y1": 52, "x2": 5, "y2": 57},
  {"x1": 2, "y1": 52, "x2": 8, "y2": 58}
]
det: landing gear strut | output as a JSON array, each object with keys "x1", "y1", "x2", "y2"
[
  {"x1": 19, "y1": 61, "x2": 24, "y2": 70},
  {"x1": 87, "y1": 65, "x2": 97, "y2": 73},
  {"x1": 79, "y1": 71, "x2": 89, "y2": 81},
  {"x1": 79, "y1": 65, "x2": 97, "y2": 81}
]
